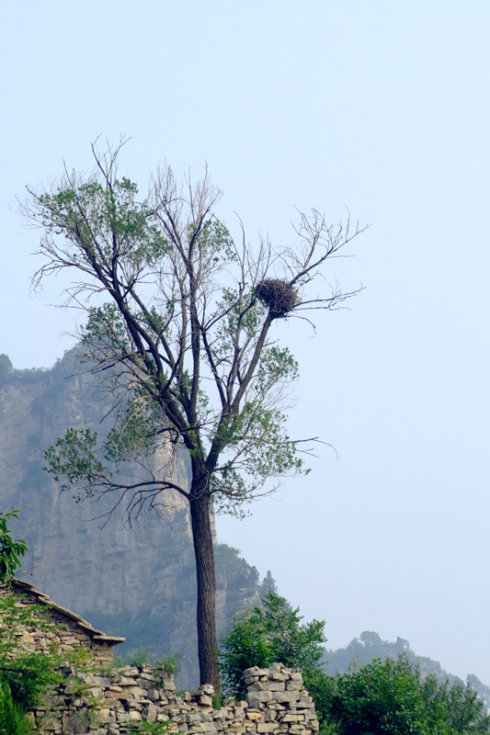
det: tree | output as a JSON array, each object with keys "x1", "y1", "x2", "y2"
[
  {"x1": 24, "y1": 140, "x2": 365, "y2": 687},
  {"x1": 421, "y1": 674, "x2": 490, "y2": 735},
  {"x1": 0, "y1": 511, "x2": 27, "y2": 584},
  {"x1": 328, "y1": 656, "x2": 490, "y2": 735},
  {"x1": 219, "y1": 591, "x2": 326, "y2": 698}
]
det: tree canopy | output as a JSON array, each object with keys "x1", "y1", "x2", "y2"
[
  {"x1": 220, "y1": 596, "x2": 490, "y2": 735},
  {"x1": 24, "y1": 140, "x2": 365, "y2": 686},
  {"x1": 329, "y1": 656, "x2": 490, "y2": 735},
  {"x1": 219, "y1": 591, "x2": 326, "y2": 698}
]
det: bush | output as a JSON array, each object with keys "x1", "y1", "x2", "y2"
[
  {"x1": 0, "y1": 510, "x2": 27, "y2": 584},
  {"x1": 328, "y1": 656, "x2": 490, "y2": 735},
  {"x1": 0, "y1": 652, "x2": 62, "y2": 710},
  {"x1": 0, "y1": 681, "x2": 32, "y2": 735}
]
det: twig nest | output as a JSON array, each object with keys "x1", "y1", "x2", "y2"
[{"x1": 255, "y1": 279, "x2": 298, "y2": 318}]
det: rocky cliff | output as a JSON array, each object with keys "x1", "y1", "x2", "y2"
[{"x1": 0, "y1": 349, "x2": 261, "y2": 687}]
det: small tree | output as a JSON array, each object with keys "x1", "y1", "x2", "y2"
[
  {"x1": 24, "y1": 140, "x2": 366, "y2": 687},
  {"x1": 0, "y1": 511, "x2": 27, "y2": 584},
  {"x1": 219, "y1": 591, "x2": 326, "y2": 698}
]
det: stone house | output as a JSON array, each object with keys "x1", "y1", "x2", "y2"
[
  {"x1": 0, "y1": 578, "x2": 125, "y2": 663},
  {"x1": 0, "y1": 581, "x2": 320, "y2": 734}
]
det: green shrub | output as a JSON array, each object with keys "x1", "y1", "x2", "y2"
[
  {"x1": 152, "y1": 652, "x2": 181, "y2": 684},
  {"x1": 328, "y1": 656, "x2": 490, "y2": 735},
  {"x1": 0, "y1": 681, "x2": 32, "y2": 735},
  {"x1": 219, "y1": 591, "x2": 326, "y2": 699},
  {"x1": 0, "y1": 510, "x2": 28, "y2": 584},
  {"x1": 0, "y1": 651, "x2": 62, "y2": 710}
]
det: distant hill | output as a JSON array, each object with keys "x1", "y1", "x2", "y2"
[{"x1": 324, "y1": 630, "x2": 490, "y2": 710}]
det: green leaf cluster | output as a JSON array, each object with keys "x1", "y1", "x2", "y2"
[
  {"x1": 327, "y1": 656, "x2": 490, "y2": 735},
  {"x1": 39, "y1": 176, "x2": 169, "y2": 268},
  {"x1": 220, "y1": 593, "x2": 490, "y2": 735},
  {"x1": 219, "y1": 591, "x2": 326, "y2": 698},
  {"x1": 0, "y1": 511, "x2": 27, "y2": 583},
  {"x1": 44, "y1": 429, "x2": 104, "y2": 498},
  {"x1": 0, "y1": 588, "x2": 65, "y2": 735},
  {"x1": 0, "y1": 681, "x2": 32, "y2": 735}
]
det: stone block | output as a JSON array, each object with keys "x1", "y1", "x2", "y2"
[
  {"x1": 273, "y1": 691, "x2": 299, "y2": 703},
  {"x1": 125, "y1": 685, "x2": 150, "y2": 698},
  {"x1": 247, "y1": 690, "x2": 272, "y2": 706},
  {"x1": 266, "y1": 680, "x2": 285, "y2": 691},
  {"x1": 257, "y1": 723, "x2": 278, "y2": 733},
  {"x1": 138, "y1": 671, "x2": 155, "y2": 681},
  {"x1": 297, "y1": 696, "x2": 313, "y2": 707},
  {"x1": 112, "y1": 675, "x2": 135, "y2": 686}
]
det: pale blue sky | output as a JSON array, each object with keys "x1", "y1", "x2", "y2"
[{"x1": 2, "y1": 1, "x2": 490, "y2": 683}]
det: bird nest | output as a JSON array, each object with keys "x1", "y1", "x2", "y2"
[{"x1": 255, "y1": 279, "x2": 298, "y2": 318}]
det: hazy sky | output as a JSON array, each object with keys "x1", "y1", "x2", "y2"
[{"x1": 2, "y1": 1, "x2": 490, "y2": 684}]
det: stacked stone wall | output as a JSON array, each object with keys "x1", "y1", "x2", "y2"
[
  {"x1": 0, "y1": 582, "x2": 120, "y2": 663},
  {"x1": 29, "y1": 663, "x2": 319, "y2": 735}
]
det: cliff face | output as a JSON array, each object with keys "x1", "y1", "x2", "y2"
[{"x1": 0, "y1": 349, "x2": 260, "y2": 687}]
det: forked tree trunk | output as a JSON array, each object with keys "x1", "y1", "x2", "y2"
[{"x1": 189, "y1": 481, "x2": 219, "y2": 688}]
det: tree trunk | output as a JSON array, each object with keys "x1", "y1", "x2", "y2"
[{"x1": 189, "y1": 480, "x2": 219, "y2": 689}]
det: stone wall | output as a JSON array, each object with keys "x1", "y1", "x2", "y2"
[
  {"x1": 29, "y1": 663, "x2": 319, "y2": 735},
  {"x1": 1, "y1": 580, "x2": 124, "y2": 664}
]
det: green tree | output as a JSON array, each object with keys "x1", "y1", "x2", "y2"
[
  {"x1": 421, "y1": 674, "x2": 490, "y2": 735},
  {"x1": 0, "y1": 681, "x2": 32, "y2": 735},
  {"x1": 328, "y1": 656, "x2": 490, "y2": 735},
  {"x1": 219, "y1": 591, "x2": 326, "y2": 698},
  {"x1": 0, "y1": 511, "x2": 27, "y2": 584},
  {"x1": 24, "y1": 140, "x2": 365, "y2": 687}
]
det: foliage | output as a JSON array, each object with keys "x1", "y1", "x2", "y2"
[
  {"x1": 324, "y1": 630, "x2": 490, "y2": 726},
  {"x1": 0, "y1": 589, "x2": 90, "y2": 733},
  {"x1": 0, "y1": 541, "x2": 66, "y2": 735},
  {"x1": 151, "y1": 652, "x2": 181, "y2": 684},
  {"x1": 25, "y1": 140, "x2": 365, "y2": 686},
  {"x1": 219, "y1": 591, "x2": 326, "y2": 698},
  {"x1": 110, "y1": 648, "x2": 180, "y2": 686},
  {"x1": 0, "y1": 681, "x2": 32, "y2": 735},
  {"x1": 220, "y1": 595, "x2": 490, "y2": 735},
  {"x1": 129, "y1": 719, "x2": 170, "y2": 735},
  {"x1": 326, "y1": 656, "x2": 490, "y2": 735},
  {"x1": 0, "y1": 510, "x2": 27, "y2": 583},
  {"x1": 421, "y1": 674, "x2": 490, "y2": 735},
  {"x1": 0, "y1": 652, "x2": 63, "y2": 710},
  {"x1": 113, "y1": 648, "x2": 151, "y2": 667}
]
